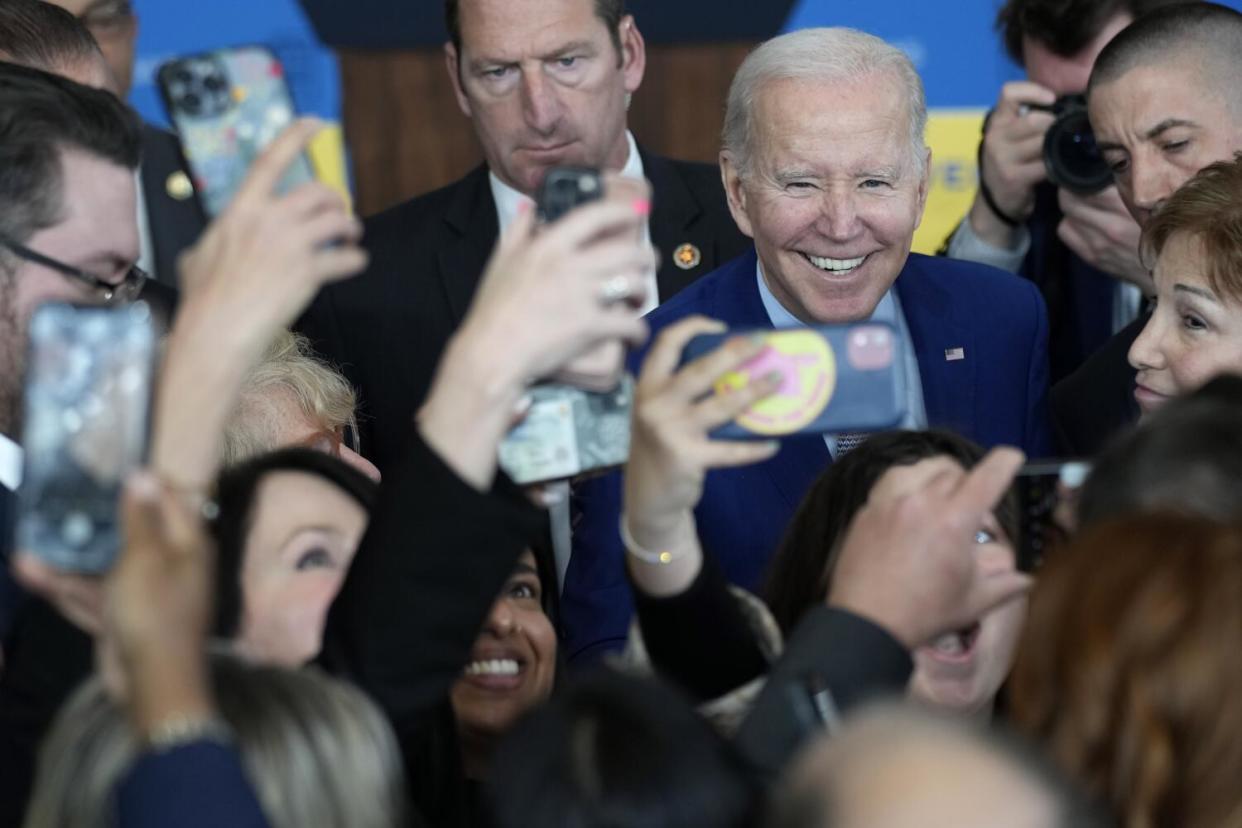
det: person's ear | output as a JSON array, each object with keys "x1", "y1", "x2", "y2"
[
  {"x1": 445, "y1": 43, "x2": 473, "y2": 118},
  {"x1": 618, "y1": 16, "x2": 646, "y2": 96},
  {"x1": 720, "y1": 151, "x2": 755, "y2": 239}
]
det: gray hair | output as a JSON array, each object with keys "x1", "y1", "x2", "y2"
[
  {"x1": 222, "y1": 330, "x2": 360, "y2": 467},
  {"x1": 722, "y1": 27, "x2": 928, "y2": 178},
  {"x1": 25, "y1": 652, "x2": 406, "y2": 828}
]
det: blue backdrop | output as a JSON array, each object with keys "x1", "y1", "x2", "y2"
[{"x1": 130, "y1": 0, "x2": 340, "y2": 128}]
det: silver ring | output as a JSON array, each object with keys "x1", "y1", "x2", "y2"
[{"x1": 599, "y1": 275, "x2": 631, "y2": 305}]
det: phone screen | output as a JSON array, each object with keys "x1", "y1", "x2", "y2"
[{"x1": 15, "y1": 303, "x2": 156, "y2": 573}]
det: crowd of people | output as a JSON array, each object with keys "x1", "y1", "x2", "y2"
[{"x1": 2, "y1": 0, "x2": 1242, "y2": 825}]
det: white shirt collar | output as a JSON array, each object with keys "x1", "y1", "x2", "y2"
[
  {"x1": 489, "y1": 130, "x2": 646, "y2": 234},
  {"x1": 0, "y1": 432, "x2": 22, "y2": 490}
]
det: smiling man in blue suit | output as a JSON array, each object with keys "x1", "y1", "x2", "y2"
[{"x1": 562, "y1": 27, "x2": 1053, "y2": 664}]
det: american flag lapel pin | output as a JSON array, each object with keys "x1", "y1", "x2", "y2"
[{"x1": 945, "y1": 347, "x2": 965, "y2": 361}]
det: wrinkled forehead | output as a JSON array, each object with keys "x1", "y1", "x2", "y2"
[
  {"x1": 1089, "y1": 56, "x2": 1237, "y2": 133},
  {"x1": 750, "y1": 73, "x2": 916, "y2": 164},
  {"x1": 457, "y1": 0, "x2": 612, "y2": 61}
]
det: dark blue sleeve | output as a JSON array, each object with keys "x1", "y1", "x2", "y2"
[
  {"x1": 1022, "y1": 278, "x2": 1055, "y2": 459},
  {"x1": 116, "y1": 742, "x2": 269, "y2": 828},
  {"x1": 562, "y1": 468, "x2": 634, "y2": 664}
]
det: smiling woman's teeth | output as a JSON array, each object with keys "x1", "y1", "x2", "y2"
[
  {"x1": 807, "y1": 254, "x2": 866, "y2": 272},
  {"x1": 464, "y1": 659, "x2": 520, "y2": 676}
]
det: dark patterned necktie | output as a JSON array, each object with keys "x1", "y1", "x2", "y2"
[{"x1": 835, "y1": 432, "x2": 870, "y2": 457}]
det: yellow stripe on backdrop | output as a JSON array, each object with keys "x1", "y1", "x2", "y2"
[
  {"x1": 913, "y1": 109, "x2": 986, "y2": 254},
  {"x1": 306, "y1": 121, "x2": 352, "y2": 211}
]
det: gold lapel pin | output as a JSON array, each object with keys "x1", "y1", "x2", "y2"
[
  {"x1": 166, "y1": 171, "x2": 194, "y2": 201},
  {"x1": 673, "y1": 242, "x2": 701, "y2": 270}
]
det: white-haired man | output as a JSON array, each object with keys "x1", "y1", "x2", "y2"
[{"x1": 563, "y1": 27, "x2": 1053, "y2": 664}]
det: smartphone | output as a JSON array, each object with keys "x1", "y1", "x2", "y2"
[
  {"x1": 537, "y1": 166, "x2": 626, "y2": 392},
  {"x1": 15, "y1": 303, "x2": 157, "y2": 573},
  {"x1": 680, "y1": 324, "x2": 906, "y2": 439},
  {"x1": 1014, "y1": 460, "x2": 1090, "y2": 572},
  {"x1": 157, "y1": 46, "x2": 314, "y2": 217},
  {"x1": 537, "y1": 166, "x2": 603, "y2": 223},
  {"x1": 498, "y1": 375, "x2": 633, "y2": 486}
]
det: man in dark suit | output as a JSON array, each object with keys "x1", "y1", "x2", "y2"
[
  {"x1": 297, "y1": 0, "x2": 750, "y2": 474},
  {"x1": 563, "y1": 27, "x2": 1053, "y2": 663},
  {"x1": 43, "y1": 0, "x2": 208, "y2": 286},
  {"x1": 0, "y1": 62, "x2": 152, "y2": 825},
  {"x1": 1051, "y1": 2, "x2": 1242, "y2": 455}
]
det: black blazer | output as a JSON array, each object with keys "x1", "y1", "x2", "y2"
[
  {"x1": 1050, "y1": 314, "x2": 1144, "y2": 456},
  {"x1": 140, "y1": 124, "x2": 208, "y2": 287},
  {"x1": 297, "y1": 150, "x2": 751, "y2": 473}
]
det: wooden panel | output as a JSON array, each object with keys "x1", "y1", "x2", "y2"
[{"x1": 339, "y1": 42, "x2": 755, "y2": 217}]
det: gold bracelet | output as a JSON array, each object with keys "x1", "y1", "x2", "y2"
[
  {"x1": 145, "y1": 712, "x2": 233, "y2": 752},
  {"x1": 619, "y1": 517, "x2": 689, "y2": 565}
]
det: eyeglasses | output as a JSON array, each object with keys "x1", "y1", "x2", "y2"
[
  {"x1": 77, "y1": 0, "x2": 134, "y2": 33},
  {"x1": 0, "y1": 234, "x2": 146, "y2": 305}
]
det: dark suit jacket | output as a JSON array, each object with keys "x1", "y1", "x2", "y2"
[
  {"x1": 562, "y1": 249, "x2": 1053, "y2": 663},
  {"x1": 296, "y1": 150, "x2": 752, "y2": 474},
  {"x1": 1050, "y1": 313, "x2": 1144, "y2": 456},
  {"x1": 0, "y1": 485, "x2": 19, "y2": 638},
  {"x1": 140, "y1": 125, "x2": 208, "y2": 288},
  {"x1": 1020, "y1": 183, "x2": 1118, "y2": 384},
  {"x1": 117, "y1": 742, "x2": 270, "y2": 828}
]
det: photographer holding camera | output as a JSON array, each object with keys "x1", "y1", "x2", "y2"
[{"x1": 945, "y1": 0, "x2": 1190, "y2": 382}]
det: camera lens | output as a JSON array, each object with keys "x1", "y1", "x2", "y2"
[{"x1": 1043, "y1": 95, "x2": 1113, "y2": 195}]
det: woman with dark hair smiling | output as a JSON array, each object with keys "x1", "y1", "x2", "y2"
[{"x1": 209, "y1": 446, "x2": 561, "y2": 822}]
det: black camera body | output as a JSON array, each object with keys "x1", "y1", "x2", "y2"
[{"x1": 1041, "y1": 93, "x2": 1112, "y2": 195}]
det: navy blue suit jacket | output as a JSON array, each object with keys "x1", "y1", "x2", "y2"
[
  {"x1": 117, "y1": 742, "x2": 269, "y2": 828},
  {"x1": 562, "y1": 249, "x2": 1053, "y2": 663}
]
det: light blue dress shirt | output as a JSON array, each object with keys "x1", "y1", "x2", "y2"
[{"x1": 755, "y1": 262, "x2": 927, "y2": 457}]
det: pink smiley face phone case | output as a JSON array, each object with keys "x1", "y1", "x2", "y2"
[{"x1": 679, "y1": 323, "x2": 907, "y2": 439}]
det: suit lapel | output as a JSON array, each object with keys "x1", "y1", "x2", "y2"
[
  {"x1": 436, "y1": 166, "x2": 500, "y2": 325},
  {"x1": 644, "y1": 149, "x2": 713, "y2": 302},
  {"x1": 0, "y1": 484, "x2": 12, "y2": 559},
  {"x1": 709, "y1": 251, "x2": 833, "y2": 508},
  {"x1": 897, "y1": 259, "x2": 978, "y2": 439}
]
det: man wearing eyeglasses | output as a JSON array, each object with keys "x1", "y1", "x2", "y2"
[
  {"x1": 0, "y1": 59, "x2": 148, "y2": 823},
  {"x1": 39, "y1": 0, "x2": 208, "y2": 287}
]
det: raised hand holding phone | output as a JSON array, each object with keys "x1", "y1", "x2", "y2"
[
  {"x1": 421, "y1": 176, "x2": 655, "y2": 490},
  {"x1": 623, "y1": 316, "x2": 782, "y2": 597}
]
